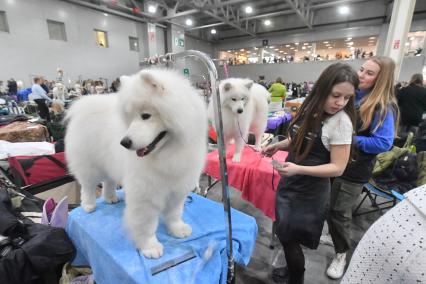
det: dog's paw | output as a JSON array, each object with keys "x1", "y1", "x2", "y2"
[
  {"x1": 168, "y1": 222, "x2": 192, "y2": 238},
  {"x1": 140, "y1": 238, "x2": 164, "y2": 259},
  {"x1": 81, "y1": 202, "x2": 96, "y2": 213},
  {"x1": 232, "y1": 153, "x2": 241, "y2": 163},
  {"x1": 104, "y1": 195, "x2": 119, "y2": 204}
]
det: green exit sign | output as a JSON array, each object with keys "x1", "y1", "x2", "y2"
[
  {"x1": 183, "y1": 68, "x2": 189, "y2": 76},
  {"x1": 178, "y1": 38, "x2": 185, "y2": 47}
]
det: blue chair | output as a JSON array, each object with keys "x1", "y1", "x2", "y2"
[{"x1": 353, "y1": 182, "x2": 405, "y2": 217}]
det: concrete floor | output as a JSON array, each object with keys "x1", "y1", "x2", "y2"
[{"x1": 201, "y1": 176, "x2": 387, "y2": 284}]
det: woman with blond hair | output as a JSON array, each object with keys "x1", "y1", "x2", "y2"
[{"x1": 324, "y1": 57, "x2": 400, "y2": 279}]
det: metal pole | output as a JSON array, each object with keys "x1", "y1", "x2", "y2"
[{"x1": 146, "y1": 50, "x2": 235, "y2": 283}]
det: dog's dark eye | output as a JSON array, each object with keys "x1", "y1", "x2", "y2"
[
  {"x1": 141, "y1": 113, "x2": 151, "y2": 120},
  {"x1": 232, "y1": 98, "x2": 237, "y2": 101}
]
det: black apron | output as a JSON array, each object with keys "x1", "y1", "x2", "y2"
[{"x1": 275, "y1": 122, "x2": 330, "y2": 249}]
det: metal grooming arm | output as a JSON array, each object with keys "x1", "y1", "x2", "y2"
[{"x1": 140, "y1": 50, "x2": 235, "y2": 283}]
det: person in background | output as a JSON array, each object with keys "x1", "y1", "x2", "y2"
[
  {"x1": 258, "y1": 75, "x2": 268, "y2": 89},
  {"x1": 263, "y1": 63, "x2": 358, "y2": 284},
  {"x1": 7, "y1": 78, "x2": 17, "y2": 97},
  {"x1": 31, "y1": 76, "x2": 52, "y2": 122},
  {"x1": 268, "y1": 77, "x2": 287, "y2": 109},
  {"x1": 324, "y1": 57, "x2": 399, "y2": 280},
  {"x1": 0, "y1": 80, "x2": 7, "y2": 95},
  {"x1": 40, "y1": 76, "x2": 50, "y2": 94},
  {"x1": 397, "y1": 73, "x2": 426, "y2": 131}
]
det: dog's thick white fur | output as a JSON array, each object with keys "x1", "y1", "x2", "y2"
[
  {"x1": 208, "y1": 78, "x2": 269, "y2": 162},
  {"x1": 65, "y1": 69, "x2": 207, "y2": 258},
  {"x1": 53, "y1": 83, "x2": 67, "y2": 101}
]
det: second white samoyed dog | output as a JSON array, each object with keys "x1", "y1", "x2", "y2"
[
  {"x1": 65, "y1": 69, "x2": 207, "y2": 258},
  {"x1": 208, "y1": 78, "x2": 269, "y2": 162}
]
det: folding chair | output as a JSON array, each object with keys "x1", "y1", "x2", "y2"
[{"x1": 353, "y1": 182, "x2": 405, "y2": 217}]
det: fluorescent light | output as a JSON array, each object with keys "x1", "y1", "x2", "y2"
[
  {"x1": 302, "y1": 46, "x2": 306, "y2": 50},
  {"x1": 369, "y1": 36, "x2": 376, "y2": 39},
  {"x1": 148, "y1": 5, "x2": 157, "y2": 13},
  {"x1": 295, "y1": 42, "x2": 299, "y2": 45},
  {"x1": 323, "y1": 41, "x2": 329, "y2": 44},
  {"x1": 303, "y1": 43, "x2": 308, "y2": 45},
  {"x1": 346, "y1": 37, "x2": 352, "y2": 41},
  {"x1": 338, "y1": 6, "x2": 349, "y2": 15},
  {"x1": 285, "y1": 44, "x2": 290, "y2": 47},
  {"x1": 210, "y1": 29, "x2": 217, "y2": 34},
  {"x1": 245, "y1": 6, "x2": 253, "y2": 14},
  {"x1": 227, "y1": 50, "x2": 231, "y2": 52},
  {"x1": 103, "y1": 13, "x2": 108, "y2": 16},
  {"x1": 328, "y1": 46, "x2": 333, "y2": 49},
  {"x1": 185, "y1": 19, "x2": 193, "y2": 26},
  {"x1": 264, "y1": 20, "x2": 271, "y2": 26}
]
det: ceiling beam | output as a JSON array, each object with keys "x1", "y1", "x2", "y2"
[
  {"x1": 284, "y1": 0, "x2": 313, "y2": 29},
  {"x1": 202, "y1": 10, "x2": 256, "y2": 37},
  {"x1": 156, "y1": 9, "x2": 200, "y2": 21},
  {"x1": 60, "y1": 0, "x2": 167, "y2": 28},
  {"x1": 310, "y1": 0, "x2": 374, "y2": 10}
]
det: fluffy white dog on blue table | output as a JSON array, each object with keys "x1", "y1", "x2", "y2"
[{"x1": 65, "y1": 69, "x2": 207, "y2": 259}]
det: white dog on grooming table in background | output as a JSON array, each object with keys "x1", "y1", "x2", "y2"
[{"x1": 208, "y1": 78, "x2": 269, "y2": 162}]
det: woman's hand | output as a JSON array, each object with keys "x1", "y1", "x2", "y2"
[
  {"x1": 262, "y1": 143, "x2": 279, "y2": 157},
  {"x1": 276, "y1": 162, "x2": 300, "y2": 177}
]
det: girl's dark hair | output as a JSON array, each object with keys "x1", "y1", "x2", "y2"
[{"x1": 288, "y1": 63, "x2": 359, "y2": 162}]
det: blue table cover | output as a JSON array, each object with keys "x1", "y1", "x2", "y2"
[{"x1": 66, "y1": 190, "x2": 258, "y2": 284}]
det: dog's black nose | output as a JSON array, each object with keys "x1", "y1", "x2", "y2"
[
  {"x1": 237, "y1": 109, "x2": 243, "y2": 113},
  {"x1": 120, "y1": 137, "x2": 132, "y2": 149}
]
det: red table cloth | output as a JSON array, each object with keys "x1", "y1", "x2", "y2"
[{"x1": 204, "y1": 144, "x2": 288, "y2": 220}]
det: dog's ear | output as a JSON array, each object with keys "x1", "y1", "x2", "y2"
[
  {"x1": 223, "y1": 82, "x2": 232, "y2": 92},
  {"x1": 244, "y1": 80, "x2": 253, "y2": 90},
  {"x1": 140, "y1": 71, "x2": 165, "y2": 92}
]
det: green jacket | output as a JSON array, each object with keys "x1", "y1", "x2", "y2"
[{"x1": 268, "y1": 83, "x2": 286, "y2": 102}]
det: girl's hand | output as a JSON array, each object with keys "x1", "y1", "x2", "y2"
[
  {"x1": 276, "y1": 162, "x2": 300, "y2": 177},
  {"x1": 262, "y1": 144, "x2": 279, "y2": 157}
]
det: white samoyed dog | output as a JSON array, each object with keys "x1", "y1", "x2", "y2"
[
  {"x1": 65, "y1": 69, "x2": 207, "y2": 258},
  {"x1": 53, "y1": 83, "x2": 67, "y2": 101},
  {"x1": 208, "y1": 78, "x2": 269, "y2": 162}
]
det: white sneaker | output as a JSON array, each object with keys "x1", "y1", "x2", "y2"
[
  {"x1": 326, "y1": 252, "x2": 346, "y2": 279},
  {"x1": 320, "y1": 233, "x2": 334, "y2": 247}
]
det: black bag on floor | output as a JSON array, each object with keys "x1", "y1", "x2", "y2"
[{"x1": 0, "y1": 174, "x2": 76, "y2": 284}]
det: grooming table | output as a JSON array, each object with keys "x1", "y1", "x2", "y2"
[
  {"x1": 204, "y1": 145, "x2": 288, "y2": 220},
  {"x1": 66, "y1": 190, "x2": 257, "y2": 284}
]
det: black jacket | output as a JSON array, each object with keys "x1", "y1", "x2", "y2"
[{"x1": 398, "y1": 84, "x2": 426, "y2": 127}]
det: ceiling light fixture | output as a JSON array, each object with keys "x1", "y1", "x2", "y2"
[
  {"x1": 295, "y1": 42, "x2": 299, "y2": 45},
  {"x1": 245, "y1": 6, "x2": 253, "y2": 14},
  {"x1": 210, "y1": 29, "x2": 217, "y2": 34},
  {"x1": 338, "y1": 6, "x2": 349, "y2": 15},
  {"x1": 148, "y1": 4, "x2": 157, "y2": 13},
  {"x1": 185, "y1": 19, "x2": 193, "y2": 26},
  {"x1": 264, "y1": 20, "x2": 271, "y2": 26}
]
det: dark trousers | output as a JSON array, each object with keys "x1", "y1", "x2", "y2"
[
  {"x1": 328, "y1": 177, "x2": 364, "y2": 253},
  {"x1": 34, "y1": 99, "x2": 51, "y2": 122}
]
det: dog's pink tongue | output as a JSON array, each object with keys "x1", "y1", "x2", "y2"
[{"x1": 136, "y1": 148, "x2": 146, "y2": 157}]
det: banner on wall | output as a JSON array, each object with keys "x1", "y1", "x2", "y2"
[{"x1": 148, "y1": 23, "x2": 156, "y2": 43}]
